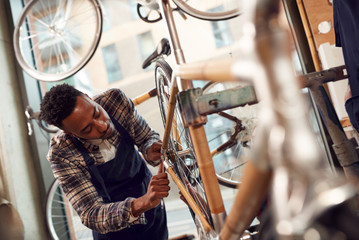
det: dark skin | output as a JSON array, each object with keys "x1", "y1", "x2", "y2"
[{"x1": 61, "y1": 94, "x2": 170, "y2": 217}]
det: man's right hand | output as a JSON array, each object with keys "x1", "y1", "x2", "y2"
[{"x1": 131, "y1": 162, "x2": 170, "y2": 217}]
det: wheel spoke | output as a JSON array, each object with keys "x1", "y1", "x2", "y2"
[
  {"x1": 46, "y1": 181, "x2": 92, "y2": 239},
  {"x1": 14, "y1": 0, "x2": 102, "y2": 81}
]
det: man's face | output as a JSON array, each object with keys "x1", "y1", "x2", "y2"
[{"x1": 61, "y1": 95, "x2": 116, "y2": 140}]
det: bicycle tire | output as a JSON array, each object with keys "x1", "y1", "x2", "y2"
[
  {"x1": 172, "y1": 0, "x2": 240, "y2": 21},
  {"x1": 13, "y1": 0, "x2": 103, "y2": 82},
  {"x1": 202, "y1": 82, "x2": 258, "y2": 188},
  {"x1": 155, "y1": 59, "x2": 213, "y2": 230},
  {"x1": 137, "y1": 3, "x2": 162, "y2": 23},
  {"x1": 46, "y1": 180, "x2": 92, "y2": 240}
]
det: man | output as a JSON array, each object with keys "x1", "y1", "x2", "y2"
[
  {"x1": 333, "y1": 0, "x2": 359, "y2": 187},
  {"x1": 333, "y1": 0, "x2": 359, "y2": 132},
  {"x1": 40, "y1": 84, "x2": 170, "y2": 239}
]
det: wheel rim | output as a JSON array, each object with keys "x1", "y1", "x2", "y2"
[
  {"x1": 155, "y1": 60, "x2": 213, "y2": 226},
  {"x1": 172, "y1": 0, "x2": 240, "y2": 21},
  {"x1": 13, "y1": 0, "x2": 102, "y2": 82},
  {"x1": 46, "y1": 181, "x2": 92, "y2": 240}
]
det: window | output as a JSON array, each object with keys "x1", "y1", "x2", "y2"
[
  {"x1": 101, "y1": 0, "x2": 135, "y2": 30},
  {"x1": 129, "y1": 0, "x2": 139, "y2": 20},
  {"x1": 137, "y1": 31, "x2": 155, "y2": 63},
  {"x1": 211, "y1": 20, "x2": 233, "y2": 48},
  {"x1": 101, "y1": 0, "x2": 113, "y2": 31},
  {"x1": 210, "y1": 6, "x2": 233, "y2": 48},
  {"x1": 102, "y1": 44, "x2": 123, "y2": 83}
]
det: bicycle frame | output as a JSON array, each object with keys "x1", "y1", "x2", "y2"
[
  {"x1": 155, "y1": 0, "x2": 358, "y2": 239},
  {"x1": 156, "y1": 0, "x2": 275, "y2": 236},
  {"x1": 154, "y1": 0, "x2": 267, "y2": 236},
  {"x1": 155, "y1": 0, "x2": 272, "y2": 236}
]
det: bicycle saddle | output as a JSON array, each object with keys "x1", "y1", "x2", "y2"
[{"x1": 142, "y1": 38, "x2": 171, "y2": 69}]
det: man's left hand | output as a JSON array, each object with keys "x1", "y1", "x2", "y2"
[{"x1": 147, "y1": 140, "x2": 162, "y2": 162}]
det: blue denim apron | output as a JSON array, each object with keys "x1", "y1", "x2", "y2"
[
  {"x1": 334, "y1": 0, "x2": 359, "y2": 132},
  {"x1": 72, "y1": 116, "x2": 168, "y2": 240}
]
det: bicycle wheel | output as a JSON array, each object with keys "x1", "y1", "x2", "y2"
[
  {"x1": 155, "y1": 59, "x2": 213, "y2": 231},
  {"x1": 172, "y1": 0, "x2": 240, "y2": 21},
  {"x1": 202, "y1": 82, "x2": 258, "y2": 188},
  {"x1": 46, "y1": 180, "x2": 92, "y2": 240},
  {"x1": 13, "y1": 0, "x2": 102, "y2": 82}
]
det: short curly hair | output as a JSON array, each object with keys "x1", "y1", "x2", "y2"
[{"x1": 39, "y1": 84, "x2": 83, "y2": 128}]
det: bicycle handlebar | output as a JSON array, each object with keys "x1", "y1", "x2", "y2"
[{"x1": 25, "y1": 106, "x2": 58, "y2": 135}]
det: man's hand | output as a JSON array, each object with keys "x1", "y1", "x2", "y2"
[
  {"x1": 131, "y1": 162, "x2": 170, "y2": 217},
  {"x1": 146, "y1": 140, "x2": 163, "y2": 163}
]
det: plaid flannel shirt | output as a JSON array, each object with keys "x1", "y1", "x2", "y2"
[{"x1": 47, "y1": 89, "x2": 160, "y2": 234}]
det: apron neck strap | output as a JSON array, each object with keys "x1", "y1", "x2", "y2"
[{"x1": 71, "y1": 136, "x2": 112, "y2": 202}]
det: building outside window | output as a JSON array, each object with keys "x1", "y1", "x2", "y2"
[
  {"x1": 129, "y1": 0, "x2": 140, "y2": 20},
  {"x1": 210, "y1": 6, "x2": 233, "y2": 48},
  {"x1": 101, "y1": 6, "x2": 112, "y2": 31},
  {"x1": 211, "y1": 20, "x2": 233, "y2": 48},
  {"x1": 137, "y1": 31, "x2": 155, "y2": 67},
  {"x1": 102, "y1": 44, "x2": 123, "y2": 83},
  {"x1": 101, "y1": 0, "x2": 134, "y2": 29}
]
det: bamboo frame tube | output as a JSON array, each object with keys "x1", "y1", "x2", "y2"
[
  {"x1": 177, "y1": 58, "x2": 236, "y2": 82},
  {"x1": 211, "y1": 149, "x2": 219, "y2": 157},
  {"x1": 188, "y1": 125, "x2": 226, "y2": 215},
  {"x1": 171, "y1": 120, "x2": 182, "y2": 150},
  {"x1": 132, "y1": 88, "x2": 157, "y2": 106},
  {"x1": 165, "y1": 164, "x2": 213, "y2": 232},
  {"x1": 162, "y1": 83, "x2": 179, "y2": 150},
  {"x1": 220, "y1": 161, "x2": 271, "y2": 240}
]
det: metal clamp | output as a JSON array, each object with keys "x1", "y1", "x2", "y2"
[
  {"x1": 300, "y1": 65, "x2": 348, "y2": 87},
  {"x1": 178, "y1": 86, "x2": 257, "y2": 127},
  {"x1": 178, "y1": 88, "x2": 208, "y2": 127}
]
